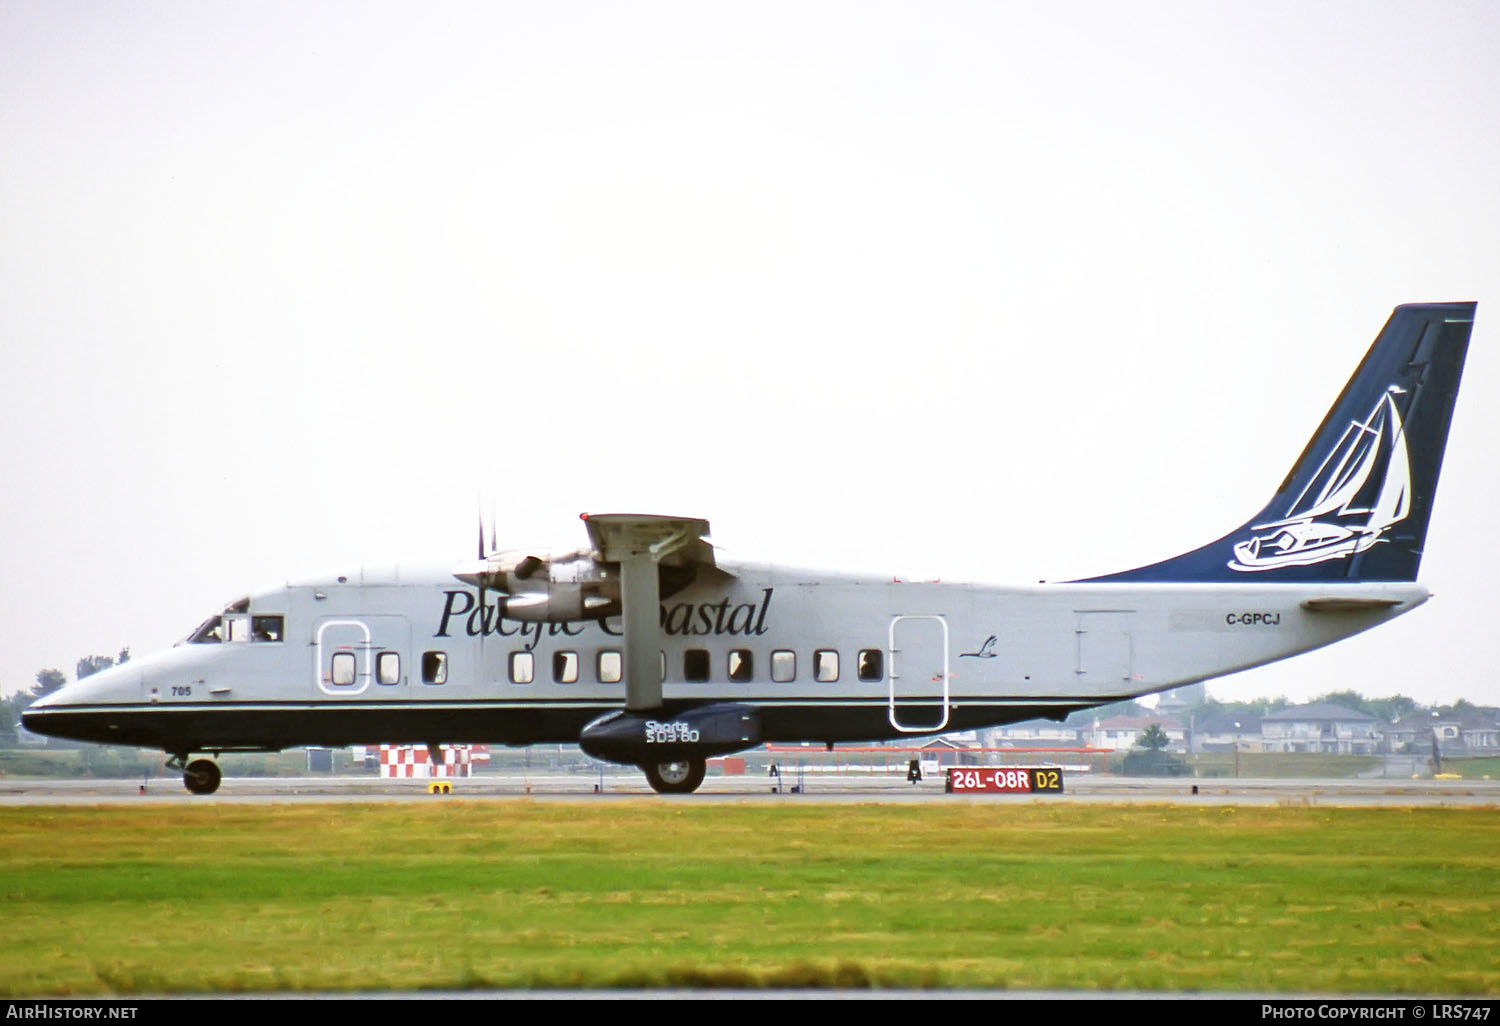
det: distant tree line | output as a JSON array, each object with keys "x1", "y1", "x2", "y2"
[{"x1": 1062, "y1": 691, "x2": 1493, "y2": 733}]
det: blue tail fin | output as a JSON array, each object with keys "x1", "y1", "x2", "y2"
[{"x1": 1086, "y1": 302, "x2": 1476, "y2": 583}]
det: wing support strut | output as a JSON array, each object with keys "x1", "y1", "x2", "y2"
[{"x1": 619, "y1": 550, "x2": 663, "y2": 712}]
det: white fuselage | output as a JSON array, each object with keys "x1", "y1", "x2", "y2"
[{"x1": 24, "y1": 558, "x2": 1426, "y2": 754}]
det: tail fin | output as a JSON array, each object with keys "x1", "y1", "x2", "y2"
[{"x1": 1086, "y1": 302, "x2": 1476, "y2": 583}]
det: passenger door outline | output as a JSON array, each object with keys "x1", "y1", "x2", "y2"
[{"x1": 888, "y1": 614, "x2": 950, "y2": 733}]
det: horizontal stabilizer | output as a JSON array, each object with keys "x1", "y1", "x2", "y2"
[{"x1": 1299, "y1": 596, "x2": 1405, "y2": 613}]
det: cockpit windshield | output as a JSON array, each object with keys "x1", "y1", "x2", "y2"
[
  {"x1": 180, "y1": 597, "x2": 255, "y2": 646},
  {"x1": 186, "y1": 615, "x2": 224, "y2": 644}
]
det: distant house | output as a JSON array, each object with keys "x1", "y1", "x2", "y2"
[
  {"x1": 1191, "y1": 714, "x2": 1264, "y2": 754},
  {"x1": 1389, "y1": 711, "x2": 1500, "y2": 758},
  {"x1": 986, "y1": 719, "x2": 1083, "y2": 747},
  {"x1": 1260, "y1": 702, "x2": 1383, "y2": 755},
  {"x1": 1456, "y1": 714, "x2": 1500, "y2": 754},
  {"x1": 1387, "y1": 714, "x2": 1437, "y2": 755},
  {"x1": 1154, "y1": 684, "x2": 1206, "y2": 718},
  {"x1": 1089, "y1": 715, "x2": 1186, "y2": 753},
  {"x1": 917, "y1": 736, "x2": 982, "y2": 768}
]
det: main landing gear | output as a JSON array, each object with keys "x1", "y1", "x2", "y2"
[
  {"x1": 167, "y1": 754, "x2": 222, "y2": 795},
  {"x1": 641, "y1": 757, "x2": 706, "y2": 795}
]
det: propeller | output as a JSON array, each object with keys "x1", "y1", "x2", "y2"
[
  {"x1": 477, "y1": 504, "x2": 489, "y2": 624},
  {"x1": 477, "y1": 501, "x2": 492, "y2": 647},
  {"x1": 454, "y1": 499, "x2": 565, "y2": 623}
]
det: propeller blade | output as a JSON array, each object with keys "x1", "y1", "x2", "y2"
[{"x1": 473, "y1": 504, "x2": 489, "y2": 649}]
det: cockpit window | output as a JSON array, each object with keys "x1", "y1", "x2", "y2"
[
  {"x1": 252, "y1": 615, "x2": 284, "y2": 642},
  {"x1": 181, "y1": 597, "x2": 254, "y2": 646},
  {"x1": 188, "y1": 616, "x2": 224, "y2": 644}
]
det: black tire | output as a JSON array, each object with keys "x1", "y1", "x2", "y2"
[
  {"x1": 183, "y1": 758, "x2": 221, "y2": 795},
  {"x1": 642, "y1": 757, "x2": 706, "y2": 794}
]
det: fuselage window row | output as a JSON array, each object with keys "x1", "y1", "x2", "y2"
[{"x1": 486, "y1": 647, "x2": 885, "y2": 686}]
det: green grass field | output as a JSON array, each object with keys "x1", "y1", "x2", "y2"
[
  {"x1": 1, "y1": 802, "x2": 1496, "y2": 995},
  {"x1": 1445, "y1": 756, "x2": 1500, "y2": 779}
]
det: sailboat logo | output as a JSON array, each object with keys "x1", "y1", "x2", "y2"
[{"x1": 1228, "y1": 385, "x2": 1412, "y2": 573}]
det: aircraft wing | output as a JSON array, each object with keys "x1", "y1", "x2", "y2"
[
  {"x1": 582, "y1": 513, "x2": 721, "y2": 571},
  {"x1": 579, "y1": 514, "x2": 724, "y2": 712}
]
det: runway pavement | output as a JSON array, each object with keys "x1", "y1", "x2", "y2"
[{"x1": 2, "y1": 771, "x2": 1497, "y2": 806}]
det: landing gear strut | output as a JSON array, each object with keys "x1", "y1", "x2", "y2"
[
  {"x1": 167, "y1": 754, "x2": 223, "y2": 795},
  {"x1": 641, "y1": 757, "x2": 706, "y2": 794}
]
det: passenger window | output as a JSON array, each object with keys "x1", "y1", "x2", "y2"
[
  {"x1": 814, "y1": 649, "x2": 839, "y2": 683},
  {"x1": 684, "y1": 649, "x2": 710, "y2": 683},
  {"x1": 857, "y1": 649, "x2": 883, "y2": 682},
  {"x1": 331, "y1": 652, "x2": 356, "y2": 686},
  {"x1": 598, "y1": 650, "x2": 622, "y2": 684},
  {"x1": 422, "y1": 651, "x2": 448, "y2": 685},
  {"x1": 510, "y1": 651, "x2": 534, "y2": 684},
  {"x1": 377, "y1": 652, "x2": 401, "y2": 685},
  {"x1": 772, "y1": 650, "x2": 796, "y2": 683},
  {"x1": 728, "y1": 650, "x2": 753, "y2": 682},
  {"x1": 553, "y1": 651, "x2": 579, "y2": 684},
  {"x1": 251, "y1": 615, "x2": 284, "y2": 642}
]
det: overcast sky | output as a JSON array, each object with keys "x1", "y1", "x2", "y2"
[{"x1": 3, "y1": 1, "x2": 1497, "y2": 708}]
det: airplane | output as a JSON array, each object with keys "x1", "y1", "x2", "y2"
[{"x1": 22, "y1": 302, "x2": 1476, "y2": 795}]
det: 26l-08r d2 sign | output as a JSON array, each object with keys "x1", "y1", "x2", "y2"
[{"x1": 946, "y1": 767, "x2": 1064, "y2": 794}]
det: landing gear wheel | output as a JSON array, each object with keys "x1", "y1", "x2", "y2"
[
  {"x1": 183, "y1": 758, "x2": 221, "y2": 795},
  {"x1": 642, "y1": 757, "x2": 706, "y2": 794}
]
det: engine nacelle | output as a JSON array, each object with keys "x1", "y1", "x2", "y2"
[
  {"x1": 453, "y1": 550, "x2": 621, "y2": 622},
  {"x1": 496, "y1": 585, "x2": 617, "y2": 622},
  {"x1": 578, "y1": 703, "x2": 762, "y2": 766}
]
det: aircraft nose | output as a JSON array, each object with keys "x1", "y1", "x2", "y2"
[
  {"x1": 19, "y1": 689, "x2": 63, "y2": 735},
  {"x1": 19, "y1": 701, "x2": 44, "y2": 732},
  {"x1": 21, "y1": 682, "x2": 69, "y2": 711},
  {"x1": 26, "y1": 663, "x2": 140, "y2": 711},
  {"x1": 19, "y1": 662, "x2": 143, "y2": 744}
]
